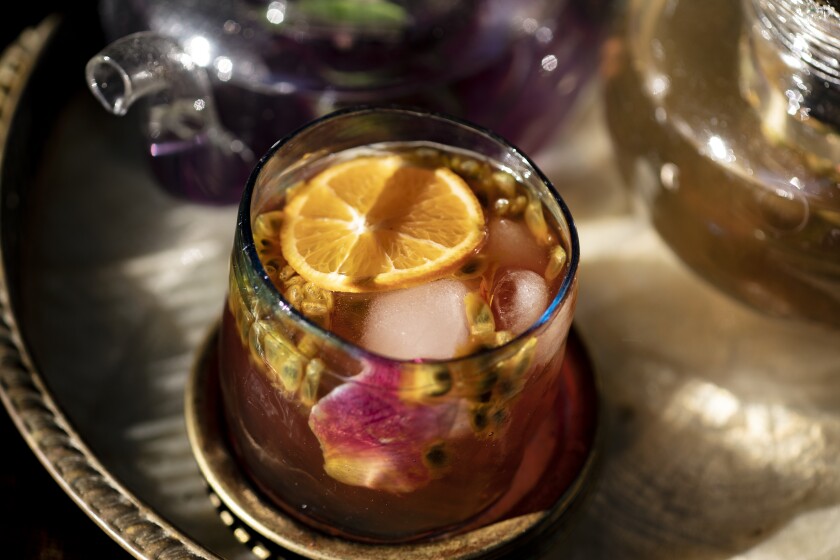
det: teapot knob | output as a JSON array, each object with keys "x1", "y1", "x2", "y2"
[{"x1": 86, "y1": 32, "x2": 254, "y2": 203}]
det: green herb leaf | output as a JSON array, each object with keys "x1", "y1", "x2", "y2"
[{"x1": 297, "y1": 0, "x2": 409, "y2": 28}]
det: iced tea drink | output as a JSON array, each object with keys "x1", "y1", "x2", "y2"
[{"x1": 218, "y1": 108, "x2": 580, "y2": 543}]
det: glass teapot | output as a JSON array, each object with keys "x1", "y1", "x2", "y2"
[
  {"x1": 86, "y1": 0, "x2": 608, "y2": 203},
  {"x1": 604, "y1": 0, "x2": 840, "y2": 326}
]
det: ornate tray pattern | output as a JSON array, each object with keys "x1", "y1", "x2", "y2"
[{"x1": 0, "y1": 16, "x2": 214, "y2": 560}]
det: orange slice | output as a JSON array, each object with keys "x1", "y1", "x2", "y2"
[{"x1": 280, "y1": 154, "x2": 485, "y2": 293}]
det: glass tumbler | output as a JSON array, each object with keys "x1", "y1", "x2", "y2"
[{"x1": 218, "y1": 106, "x2": 582, "y2": 543}]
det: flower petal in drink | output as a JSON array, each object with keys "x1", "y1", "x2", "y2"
[{"x1": 308, "y1": 362, "x2": 459, "y2": 493}]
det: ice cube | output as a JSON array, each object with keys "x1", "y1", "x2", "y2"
[
  {"x1": 485, "y1": 217, "x2": 548, "y2": 274},
  {"x1": 492, "y1": 269, "x2": 549, "y2": 335},
  {"x1": 362, "y1": 279, "x2": 470, "y2": 360}
]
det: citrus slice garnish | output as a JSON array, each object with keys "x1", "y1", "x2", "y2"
[{"x1": 280, "y1": 154, "x2": 485, "y2": 293}]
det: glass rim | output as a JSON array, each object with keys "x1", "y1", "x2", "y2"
[{"x1": 237, "y1": 104, "x2": 580, "y2": 368}]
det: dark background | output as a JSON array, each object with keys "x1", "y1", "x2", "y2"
[
  {"x1": 0, "y1": 2, "x2": 133, "y2": 558},
  {"x1": 0, "y1": 3, "x2": 61, "y2": 47}
]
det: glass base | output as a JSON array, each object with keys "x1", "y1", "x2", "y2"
[{"x1": 185, "y1": 325, "x2": 599, "y2": 559}]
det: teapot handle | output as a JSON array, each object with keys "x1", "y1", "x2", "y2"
[{"x1": 86, "y1": 32, "x2": 254, "y2": 203}]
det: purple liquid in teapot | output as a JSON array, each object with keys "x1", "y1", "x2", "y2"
[{"x1": 98, "y1": 0, "x2": 608, "y2": 203}]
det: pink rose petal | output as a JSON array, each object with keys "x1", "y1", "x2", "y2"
[{"x1": 309, "y1": 363, "x2": 458, "y2": 493}]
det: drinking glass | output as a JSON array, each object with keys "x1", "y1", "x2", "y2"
[{"x1": 218, "y1": 106, "x2": 582, "y2": 543}]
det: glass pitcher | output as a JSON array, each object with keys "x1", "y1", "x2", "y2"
[{"x1": 605, "y1": 0, "x2": 840, "y2": 326}]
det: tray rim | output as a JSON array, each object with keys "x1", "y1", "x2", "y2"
[{"x1": 0, "y1": 15, "x2": 219, "y2": 560}]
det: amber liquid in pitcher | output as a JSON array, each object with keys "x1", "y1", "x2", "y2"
[{"x1": 605, "y1": 0, "x2": 840, "y2": 325}]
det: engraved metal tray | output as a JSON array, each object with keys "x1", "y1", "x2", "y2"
[{"x1": 2, "y1": 12, "x2": 840, "y2": 560}]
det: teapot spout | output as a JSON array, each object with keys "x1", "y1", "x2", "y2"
[{"x1": 86, "y1": 32, "x2": 254, "y2": 203}]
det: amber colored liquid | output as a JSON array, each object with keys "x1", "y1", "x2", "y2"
[
  {"x1": 604, "y1": 0, "x2": 840, "y2": 324},
  {"x1": 218, "y1": 144, "x2": 577, "y2": 542},
  {"x1": 219, "y1": 307, "x2": 571, "y2": 542}
]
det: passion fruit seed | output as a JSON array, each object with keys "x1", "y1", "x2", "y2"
[
  {"x1": 297, "y1": 333, "x2": 320, "y2": 359},
  {"x1": 447, "y1": 155, "x2": 463, "y2": 171},
  {"x1": 454, "y1": 337, "x2": 539, "y2": 434},
  {"x1": 297, "y1": 281, "x2": 335, "y2": 327},
  {"x1": 230, "y1": 262, "x2": 327, "y2": 408},
  {"x1": 470, "y1": 403, "x2": 491, "y2": 433},
  {"x1": 491, "y1": 171, "x2": 516, "y2": 198},
  {"x1": 229, "y1": 269, "x2": 256, "y2": 344},
  {"x1": 253, "y1": 211, "x2": 285, "y2": 263},
  {"x1": 545, "y1": 244, "x2": 568, "y2": 281},
  {"x1": 493, "y1": 337, "x2": 538, "y2": 402},
  {"x1": 510, "y1": 195, "x2": 528, "y2": 215},
  {"x1": 413, "y1": 147, "x2": 440, "y2": 162},
  {"x1": 255, "y1": 213, "x2": 340, "y2": 325},
  {"x1": 277, "y1": 264, "x2": 297, "y2": 282},
  {"x1": 300, "y1": 358, "x2": 325, "y2": 406},
  {"x1": 493, "y1": 198, "x2": 511, "y2": 216},
  {"x1": 494, "y1": 330, "x2": 514, "y2": 347},
  {"x1": 258, "y1": 322, "x2": 306, "y2": 394},
  {"x1": 457, "y1": 158, "x2": 482, "y2": 178},
  {"x1": 285, "y1": 284, "x2": 304, "y2": 308},
  {"x1": 476, "y1": 368, "x2": 500, "y2": 394},
  {"x1": 423, "y1": 442, "x2": 450, "y2": 469},
  {"x1": 301, "y1": 302, "x2": 330, "y2": 327},
  {"x1": 263, "y1": 260, "x2": 280, "y2": 278},
  {"x1": 284, "y1": 275, "x2": 305, "y2": 288},
  {"x1": 492, "y1": 408, "x2": 509, "y2": 426},
  {"x1": 453, "y1": 255, "x2": 488, "y2": 280},
  {"x1": 254, "y1": 210, "x2": 284, "y2": 240},
  {"x1": 524, "y1": 191, "x2": 551, "y2": 246},
  {"x1": 465, "y1": 292, "x2": 495, "y2": 338},
  {"x1": 399, "y1": 365, "x2": 453, "y2": 402}
]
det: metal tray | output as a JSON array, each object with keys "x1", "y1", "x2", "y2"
[{"x1": 2, "y1": 12, "x2": 840, "y2": 560}]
